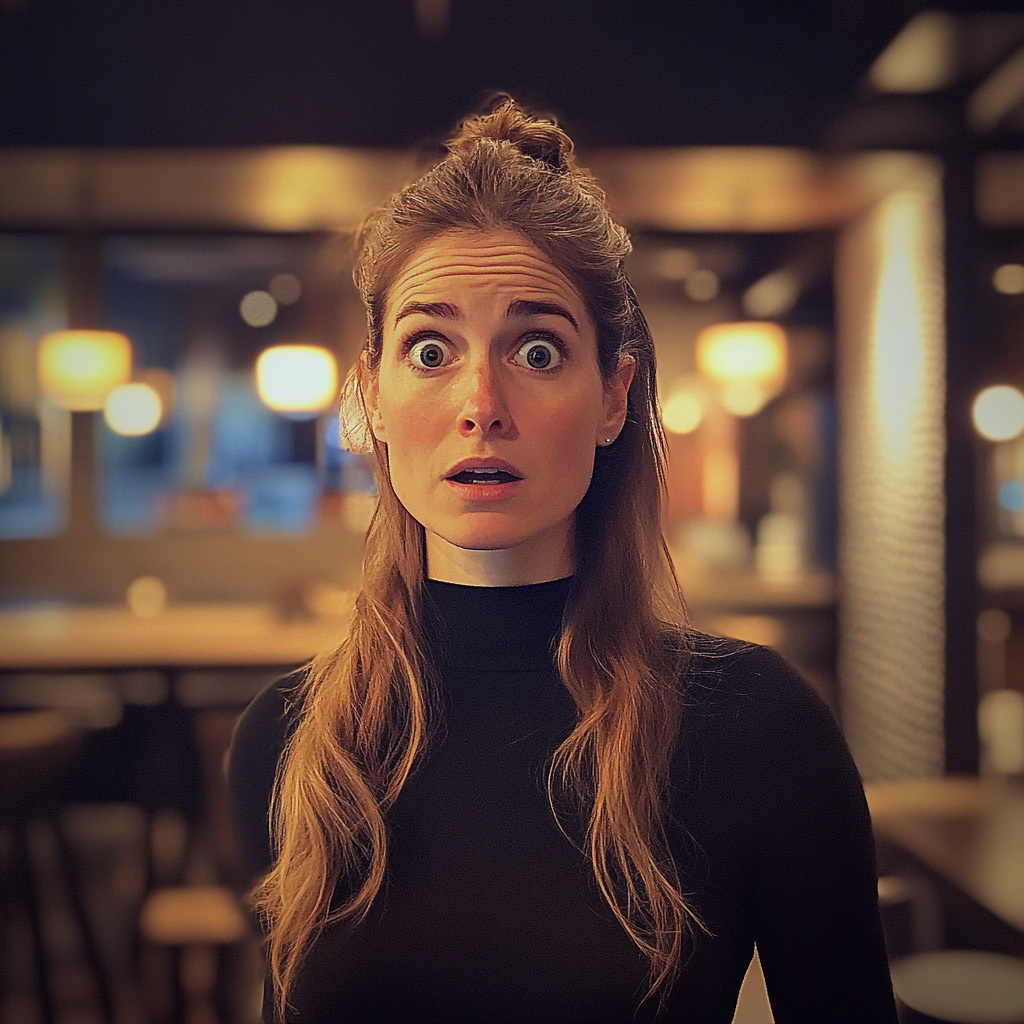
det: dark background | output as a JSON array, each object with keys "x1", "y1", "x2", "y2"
[{"x1": 1, "y1": 0, "x2": 963, "y2": 149}]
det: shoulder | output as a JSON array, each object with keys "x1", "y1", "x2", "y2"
[
  {"x1": 679, "y1": 631, "x2": 857, "y2": 784},
  {"x1": 227, "y1": 668, "x2": 306, "y2": 781},
  {"x1": 674, "y1": 632, "x2": 876, "y2": 887},
  {"x1": 683, "y1": 631, "x2": 833, "y2": 723}
]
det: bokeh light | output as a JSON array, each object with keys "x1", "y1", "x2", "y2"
[
  {"x1": 684, "y1": 268, "x2": 719, "y2": 302},
  {"x1": 993, "y1": 263, "x2": 1024, "y2": 295},
  {"x1": 742, "y1": 269, "x2": 799, "y2": 318},
  {"x1": 104, "y1": 382, "x2": 163, "y2": 436},
  {"x1": 269, "y1": 273, "x2": 302, "y2": 305},
  {"x1": 696, "y1": 321, "x2": 787, "y2": 388},
  {"x1": 240, "y1": 290, "x2": 278, "y2": 327},
  {"x1": 662, "y1": 390, "x2": 703, "y2": 434},
  {"x1": 973, "y1": 385, "x2": 1024, "y2": 442},
  {"x1": 38, "y1": 330, "x2": 132, "y2": 410},
  {"x1": 256, "y1": 345, "x2": 338, "y2": 415}
]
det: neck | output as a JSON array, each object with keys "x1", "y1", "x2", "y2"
[{"x1": 425, "y1": 523, "x2": 574, "y2": 587}]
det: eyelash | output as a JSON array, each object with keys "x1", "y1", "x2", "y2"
[
  {"x1": 399, "y1": 330, "x2": 570, "y2": 373},
  {"x1": 402, "y1": 333, "x2": 452, "y2": 372},
  {"x1": 513, "y1": 332, "x2": 568, "y2": 373}
]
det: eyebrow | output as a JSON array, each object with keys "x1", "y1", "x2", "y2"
[
  {"x1": 393, "y1": 298, "x2": 579, "y2": 331},
  {"x1": 505, "y1": 299, "x2": 578, "y2": 330},
  {"x1": 394, "y1": 301, "x2": 459, "y2": 323}
]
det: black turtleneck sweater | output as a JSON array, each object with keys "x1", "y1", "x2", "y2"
[{"x1": 228, "y1": 578, "x2": 897, "y2": 1023}]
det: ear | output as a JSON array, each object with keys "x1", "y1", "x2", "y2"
[
  {"x1": 598, "y1": 354, "x2": 636, "y2": 443},
  {"x1": 359, "y1": 352, "x2": 388, "y2": 443}
]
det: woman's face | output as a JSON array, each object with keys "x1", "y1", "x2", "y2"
[{"x1": 365, "y1": 229, "x2": 633, "y2": 585}]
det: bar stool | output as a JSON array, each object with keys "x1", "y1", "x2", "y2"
[
  {"x1": 136, "y1": 708, "x2": 252, "y2": 1024},
  {"x1": 891, "y1": 950, "x2": 1024, "y2": 1023},
  {"x1": 139, "y1": 884, "x2": 249, "y2": 1024},
  {"x1": 0, "y1": 710, "x2": 116, "y2": 1024},
  {"x1": 878, "y1": 873, "x2": 942, "y2": 958}
]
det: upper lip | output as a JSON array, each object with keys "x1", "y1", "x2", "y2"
[{"x1": 444, "y1": 457, "x2": 524, "y2": 480}]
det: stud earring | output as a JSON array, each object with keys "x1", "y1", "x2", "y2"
[{"x1": 602, "y1": 437, "x2": 614, "y2": 445}]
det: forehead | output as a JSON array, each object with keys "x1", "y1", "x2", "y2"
[{"x1": 385, "y1": 229, "x2": 585, "y2": 320}]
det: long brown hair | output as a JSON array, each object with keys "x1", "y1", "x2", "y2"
[{"x1": 253, "y1": 97, "x2": 698, "y2": 1019}]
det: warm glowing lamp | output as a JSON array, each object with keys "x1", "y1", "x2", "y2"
[
  {"x1": 973, "y1": 385, "x2": 1024, "y2": 442},
  {"x1": 38, "y1": 330, "x2": 132, "y2": 410},
  {"x1": 695, "y1": 322, "x2": 787, "y2": 417},
  {"x1": 256, "y1": 345, "x2": 338, "y2": 415},
  {"x1": 104, "y1": 382, "x2": 163, "y2": 436}
]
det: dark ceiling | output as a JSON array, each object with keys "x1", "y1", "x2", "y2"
[{"x1": 0, "y1": 0, "x2": 959, "y2": 149}]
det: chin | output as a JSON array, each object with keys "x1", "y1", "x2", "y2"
[
  {"x1": 442, "y1": 527, "x2": 536, "y2": 552},
  {"x1": 428, "y1": 512, "x2": 551, "y2": 553}
]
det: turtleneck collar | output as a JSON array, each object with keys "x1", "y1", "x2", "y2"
[{"x1": 422, "y1": 576, "x2": 572, "y2": 673}]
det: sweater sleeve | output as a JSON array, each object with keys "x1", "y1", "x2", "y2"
[
  {"x1": 732, "y1": 646, "x2": 897, "y2": 1024},
  {"x1": 226, "y1": 672, "x2": 300, "y2": 894}
]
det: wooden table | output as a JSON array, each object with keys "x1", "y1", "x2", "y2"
[
  {"x1": 0, "y1": 599, "x2": 353, "y2": 671},
  {"x1": 865, "y1": 776, "x2": 1024, "y2": 948}
]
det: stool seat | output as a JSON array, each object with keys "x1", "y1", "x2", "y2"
[
  {"x1": 140, "y1": 885, "x2": 249, "y2": 946},
  {"x1": 891, "y1": 951, "x2": 1024, "y2": 1024}
]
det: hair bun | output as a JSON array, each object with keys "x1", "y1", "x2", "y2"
[{"x1": 447, "y1": 95, "x2": 574, "y2": 172}]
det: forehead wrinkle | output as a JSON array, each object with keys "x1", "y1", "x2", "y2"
[
  {"x1": 393, "y1": 262, "x2": 578, "y2": 295},
  {"x1": 396, "y1": 257, "x2": 572, "y2": 281},
  {"x1": 385, "y1": 236, "x2": 586, "y2": 326}
]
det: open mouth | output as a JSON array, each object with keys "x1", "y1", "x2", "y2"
[{"x1": 447, "y1": 468, "x2": 522, "y2": 485}]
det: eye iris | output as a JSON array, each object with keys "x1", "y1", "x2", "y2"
[
  {"x1": 526, "y1": 344, "x2": 552, "y2": 369},
  {"x1": 419, "y1": 343, "x2": 444, "y2": 368}
]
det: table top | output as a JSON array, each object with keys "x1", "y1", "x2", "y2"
[
  {"x1": 0, "y1": 600, "x2": 352, "y2": 670},
  {"x1": 865, "y1": 776, "x2": 1024, "y2": 936},
  {"x1": 0, "y1": 570, "x2": 835, "y2": 672}
]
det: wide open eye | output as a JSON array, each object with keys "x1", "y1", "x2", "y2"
[
  {"x1": 512, "y1": 338, "x2": 563, "y2": 371},
  {"x1": 408, "y1": 337, "x2": 452, "y2": 370}
]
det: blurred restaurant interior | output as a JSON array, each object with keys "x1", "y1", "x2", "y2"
[{"x1": 1, "y1": 2, "x2": 1023, "y2": 1022}]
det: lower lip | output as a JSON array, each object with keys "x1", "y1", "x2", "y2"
[{"x1": 444, "y1": 477, "x2": 523, "y2": 500}]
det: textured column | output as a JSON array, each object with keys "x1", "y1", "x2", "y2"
[{"x1": 836, "y1": 157, "x2": 946, "y2": 782}]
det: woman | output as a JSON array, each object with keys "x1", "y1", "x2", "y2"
[{"x1": 229, "y1": 98, "x2": 898, "y2": 1023}]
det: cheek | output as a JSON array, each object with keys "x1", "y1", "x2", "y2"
[
  {"x1": 376, "y1": 389, "x2": 446, "y2": 501},
  {"x1": 377, "y1": 379, "x2": 445, "y2": 447},
  {"x1": 543, "y1": 386, "x2": 603, "y2": 442},
  {"x1": 529, "y1": 397, "x2": 601, "y2": 480}
]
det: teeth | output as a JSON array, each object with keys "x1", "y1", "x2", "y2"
[{"x1": 468, "y1": 468, "x2": 499, "y2": 474}]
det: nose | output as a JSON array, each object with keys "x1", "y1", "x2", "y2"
[{"x1": 457, "y1": 359, "x2": 515, "y2": 439}]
